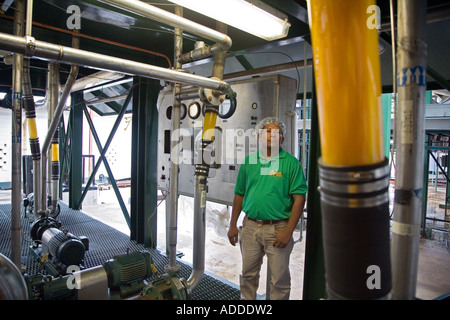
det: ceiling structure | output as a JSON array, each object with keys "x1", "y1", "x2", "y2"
[{"x1": 0, "y1": 0, "x2": 449, "y2": 115}]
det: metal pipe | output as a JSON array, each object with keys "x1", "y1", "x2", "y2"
[
  {"x1": 41, "y1": 63, "x2": 58, "y2": 214},
  {"x1": 0, "y1": 32, "x2": 231, "y2": 95},
  {"x1": 0, "y1": 253, "x2": 28, "y2": 300},
  {"x1": 41, "y1": 35, "x2": 80, "y2": 214},
  {"x1": 98, "y1": 0, "x2": 232, "y2": 51},
  {"x1": 10, "y1": 0, "x2": 25, "y2": 268},
  {"x1": 25, "y1": 0, "x2": 33, "y2": 36},
  {"x1": 22, "y1": 57, "x2": 42, "y2": 220},
  {"x1": 178, "y1": 42, "x2": 223, "y2": 65},
  {"x1": 391, "y1": 0, "x2": 427, "y2": 300},
  {"x1": 47, "y1": 63, "x2": 59, "y2": 214},
  {"x1": 187, "y1": 173, "x2": 207, "y2": 293},
  {"x1": 165, "y1": 5, "x2": 183, "y2": 275},
  {"x1": 186, "y1": 21, "x2": 228, "y2": 293}
]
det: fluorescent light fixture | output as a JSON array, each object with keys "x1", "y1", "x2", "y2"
[{"x1": 167, "y1": 0, "x2": 291, "y2": 41}]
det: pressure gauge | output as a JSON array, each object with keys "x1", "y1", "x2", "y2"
[
  {"x1": 218, "y1": 99, "x2": 232, "y2": 118},
  {"x1": 188, "y1": 102, "x2": 201, "y2": 119},
  {"x1": 166, "y1": 104, "x2": 187, "y2": 120},
  {"x1": 180, "y1": 103, "x2": 187, "y2": 120},
  {"x1": 166, "y1": 106, "x2": 172, "y2": 120},
  {"x1": 218, "y1": 97, "x2": 237, "y2": 119}
]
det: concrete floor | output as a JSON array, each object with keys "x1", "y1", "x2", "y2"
[{"x1": 1, "y1": 185, "x2": 449, "y2": 300}]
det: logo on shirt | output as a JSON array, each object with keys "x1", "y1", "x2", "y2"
[{"x1": 269, "y1": 170, "x2": 283, "y2": 177}]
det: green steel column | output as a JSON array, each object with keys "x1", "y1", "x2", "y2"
[
  {"x1": 382, "y1": 93, "x2": 392, "y2": 159},
  {"x1": 130, "y1": 77, "x2": 159, "y2": 248},
  {"x1": 425, "y1": 90, "x2": 432, "y2": 104},
  {"x1": 302, "y1": 79, "x2": 327, "y2": 300},
  {"x1": 68, "y1": 92, "x2": 83, "y2": 209}
]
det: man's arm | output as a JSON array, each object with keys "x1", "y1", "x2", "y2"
[
  {"x1": 227, "y1": 194, "x2": 244, "y2": 246},
  {"x1": 272, "y1": 194, "x2": 305, "y2": 248}
]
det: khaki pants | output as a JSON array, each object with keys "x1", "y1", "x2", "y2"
[{"x1": 239, "y1": 216, "x2": 294, "y2": 300}]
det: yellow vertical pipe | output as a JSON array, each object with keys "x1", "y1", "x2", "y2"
[
  {"x1": 202, "y1": 112, "x2": 218, "y2": 141},
  {"x1": 27, "y1": 117, "x2": 38, "y2": 140},
  {"x1": 308, "y1": 0, "x2": 384, "y2": 166},
  {"x1": 52, "y1": 143, "x2": 59, "y2": 162}
]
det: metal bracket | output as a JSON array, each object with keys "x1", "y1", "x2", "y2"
[{"x1": 25, "y1": 36, "x2": 36, "y2": 57}]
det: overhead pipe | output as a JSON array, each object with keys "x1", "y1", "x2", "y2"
[
  {"x1": 41, "y1": 34, "x2": 80, "y2": 216},
  {"x1": 165, "y1": 5, "x2": 183, "y2": 275},
  {"x1": 186, "y1": 21, "x2": 229, "y2": 294},
  {"x1": 2, "y1": 14, "x2": 173, "y2": 68},
  {"x1": 178, "y1": 41, "x2": 225, "y2": 65},
  {"x1": 98, "y1": 0, "x2": 232, "y2": 68},
  {"x1": 308, "y1": 0, "x2": 391, "y2": 299},
  {"x1": 0, "y1": 32, "x2": 232, "y2": 95},
  {"x1": 391, "y1": 0, "x2": 427, "y2": 300},
  {"x1": 10, "y1": 0, "x2": 25, "y2": 268},
  {"x1": 98, "y1": 0, "x2": 232, "y2": 52}
]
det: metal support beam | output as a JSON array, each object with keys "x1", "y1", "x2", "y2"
[
  {"x1": 235, "y1": 55, "x2": 254, "y2": 71},
  {"x1": 130, "y1": 77, "x2": 159, "y2": 248},
  {"x1": 302, "y1": 78, "x2": 326, "y2": 300},
  {"x1": 80, "y1": 99, "x2": 131, "y2": 228},
  {"x1": 427, "y1": 65, "x2": 450, "y2": 92},
  {"x1": 68, "y1": 92, "x2": 83, "y2": 209}
]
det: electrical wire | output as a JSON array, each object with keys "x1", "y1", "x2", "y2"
[
  {"x1": 241, "y1": 50, "x2": 303, "y2": 95},
  {"x1": 0, "y1": 15, "x2": 172, "y2": 68},
  {"x1": 146, "y1": 191, "x2": 168, "y2": 249}
]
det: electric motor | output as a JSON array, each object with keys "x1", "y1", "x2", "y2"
[
  {"x1": 103, "y1": 250, "x2": 153, "y2": 289},
  {"x1": 30, "y1": 217, "x2": 60, "y2": 241},
  {"x1": 30, "y1": 217, "x2": 88, "y2": 271},
  {"x1": 41, "y1": 228, "x2": 86, "y2": 266}
]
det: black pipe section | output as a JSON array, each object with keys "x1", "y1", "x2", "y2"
[
  {"x1": 319, "y1": 158, "x2": 392, "y2": 299},
  {"x1": 22, "y1": 58, "x2": 40, "y2": 162}
]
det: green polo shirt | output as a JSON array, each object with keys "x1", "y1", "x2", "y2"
[{"x1": 234, "y1": 149, "x2": 307, "y2": 220}]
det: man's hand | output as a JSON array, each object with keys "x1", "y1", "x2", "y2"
[
  {"x1": 227, "y1": 225, "x2": 239, "y2": 246},
  {"x1": 272, "y1": 194, "x2": 305, "y2": 248},
  {"x1": 228, "y1": 194, "x2": 244, "y2": 246},
  {"x1": 273, "y1": 229, "x2": 292, "y2": 248}
]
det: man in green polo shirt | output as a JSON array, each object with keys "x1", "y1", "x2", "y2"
[{"x1": 228, "y1": 117, "x2": 307, "y2": 300}]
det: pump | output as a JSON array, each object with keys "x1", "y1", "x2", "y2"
[{"x1": 29, "y1": 217, "x2": 89, "y2": 276}]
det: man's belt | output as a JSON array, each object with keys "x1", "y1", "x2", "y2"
[{"x1": 247, "y1": 216, "x2": 289, "y2": 225}]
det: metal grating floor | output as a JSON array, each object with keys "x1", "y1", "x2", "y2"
[{"x1": 0, "y1": 202, "x2": 240, "y2": 300}]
